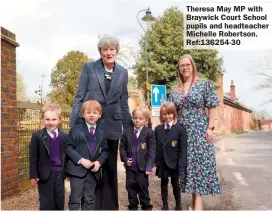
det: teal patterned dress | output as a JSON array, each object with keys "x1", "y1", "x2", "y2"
[{"x1": 169, "y1": 79, "x2": 222, "y2": 196}]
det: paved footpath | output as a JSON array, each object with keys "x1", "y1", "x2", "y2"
[{"x1": 3, "y1": 131, "x2": 272, "y2": 210}]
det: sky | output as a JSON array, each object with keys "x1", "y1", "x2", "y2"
[{"x1": 1, "y1": 0, "x2": 272, "y2": 114}]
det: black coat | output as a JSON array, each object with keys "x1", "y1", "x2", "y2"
[
  {"x1": 65, "y1": 123, "x2": 109, "y2": 180},
  {"x1": 29, "y1": 128, "x2": 67, "y2": 180},
  {"x1": 119, "y1": 127, "x2": 156, "y2": 171},
  {"x1": 155, "y1": 123, "x2": 187, "y2": 170}
]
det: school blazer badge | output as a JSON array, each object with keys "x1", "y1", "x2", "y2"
[
  {"x1": 141, "y1": 143, "x2": 146, "y2": 149},
  {"x1": 172, "y1": 140, "x2": 177, "y2": 147}
]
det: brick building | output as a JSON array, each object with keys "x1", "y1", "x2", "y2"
[
  {"x1": 214, "y1": 75, "x2": 254, "y2": 135},
  {"x1": 1, "y1": 27, "x2": 20, "y2": 198},
  {"x1": 261, "y1": 119, "x2": 272, "y2": 131}
]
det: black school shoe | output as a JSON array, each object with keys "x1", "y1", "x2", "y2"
[
  {"x1": 128, "y1": 205, "x2": 138, "y2": 210},
  {"x1": 175, "y1": 205, "x2": 183, "y2": 210},
  {"x1": 161, "y1": 205, "x2": 169, "y2": 210},
  {"x1": 142, "y1": 204, "x2": 153, "y2": 210}
]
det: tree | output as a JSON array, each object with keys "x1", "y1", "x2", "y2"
[
  {"x1": 249, "y1": 51, "x2": 272, "y2": 105},
  {"x1": 134, "y1": 7, "x2": 223, "y2": 92},
  {"x1": 117, "y1": 44, "x2": 137, "y2": 70},
  {"x1": 128, "y1": 76, "x2": 137, "y2": 90},
  {"x1": 48, "y1": 51, "x2": 93, "y2": 106},
  {"x1": 252, "y1": 108, "x2": 272, "y2": 120},
  {"x1": 254, "y1": 55, "x2": 272, "y2": 104},
  {"x1": 17, "y1": 73, "x2": 29, "y2": 101}
]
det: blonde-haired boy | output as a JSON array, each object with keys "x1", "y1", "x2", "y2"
[
  {"x1": 29, "y1": 104, "x2": 67, "y2": 210},
  {"x1": 120, "y1": 106, "x2": 156, "y2": 210}
]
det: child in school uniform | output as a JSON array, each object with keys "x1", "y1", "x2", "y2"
[
  {"x1": 120, "y1": 107, "x2": 156, "y2": 210},
  {"x1": 29, "y1": 104, "x2": 67, "y2": 210},
  {"x1": 155, "y1": 102, "x2": 187, "y2": 210},
  {"x1": 65, "y1": 100, "x2": 108, "y2": 210}
]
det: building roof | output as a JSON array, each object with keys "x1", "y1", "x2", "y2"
[{"x1": 223, "y1": 93, "x2": 252, "y2": 113}]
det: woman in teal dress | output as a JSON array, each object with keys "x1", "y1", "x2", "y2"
[{"x1": 169, "y1": 54, "x2": 221, "y2": 210}]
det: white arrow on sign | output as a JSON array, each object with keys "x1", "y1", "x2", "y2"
[{"x1": 153, "y1": 87, "x2": 159, "y2": 102}]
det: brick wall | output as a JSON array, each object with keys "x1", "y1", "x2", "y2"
[
  {"x1": 1, "y1": 27, "x2": 20, "y2": 198},
  {"x1": 261, "y1": 121, "x2": 272, "y2": 131},
  {"x1": 214, "y1": 74, "x2": 253, "y2": 134},
  {"x1": 223, "y1": 105, "x2": 253, "y2": 134}
]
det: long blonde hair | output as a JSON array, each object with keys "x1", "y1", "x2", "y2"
[
  {"x1": 175, "y1": 54, "x2": 199, "y2": 92},
  {"x1": 159, "y1": 102, "x2": 178, "y2": 125}
]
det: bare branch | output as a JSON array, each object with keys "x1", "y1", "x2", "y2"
[{"x1": 257, "y1": 72, "x2": 272, "y2": 79}]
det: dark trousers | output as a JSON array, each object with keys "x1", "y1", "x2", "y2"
[
  {"x1": 126, "y1": 169, "x2": 152, "y2": 210},
  {"x1": 98, "y1": 139, "x2": 119, "y2": 210},
  {"x1": 38, "y1": 171, "x2": 64, "y2": 210},
  {"x1": 68, "y1": 173, "x2": 97, "y2": 210},
  {"x1": 161, "y1": 175, "x2": 181, "y2": 207}
]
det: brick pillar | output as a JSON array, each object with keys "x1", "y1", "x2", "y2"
[{"x1": 1, "y1": 27, "x2": 20, "y2": 198}]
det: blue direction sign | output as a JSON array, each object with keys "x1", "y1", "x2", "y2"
[{"x1": 151, "y1": 84, "x2": 166, "y2": 107}]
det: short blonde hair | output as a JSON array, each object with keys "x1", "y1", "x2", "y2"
[
  {"x1": 82, "y1": 100, "x2": 102, "y2": 115},
  {"x1": 132, "y1": 106, "x2": 151, "y2": 120},
  {"x1": 159, "y1": 102, "x2": 178, "y2": 124},
  {"x1": 42, "y1": 104, "x2": 62, "y2": 119}
]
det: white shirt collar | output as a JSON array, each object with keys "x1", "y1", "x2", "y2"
[
  {"x1": 47, "y1": 128, "x2": 59, "y2": 138},
  {"x1": 164, "y1": 121, "x2": 173, "y2": 129},
  {"x1": 86, "y1": 122, "x2": 97, "y2": 131},
  {"x1": 134, "y1": 126, "x2": 143, "y2": 138},
  {"x1": 134, "y1": 126, "x2": 143, "y2": 133}
]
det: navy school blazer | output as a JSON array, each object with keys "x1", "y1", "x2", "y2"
[
  {"x1": 120, "y1": 126, "x2": 156, "y2": 172},
  {"x1": 65, "y1": 122, "x2": 109, "y2": 180},
  {"x1": 155, "y1": 123, "x2": 187, "y2": 170},
  {"x1": 29, "y1": 128, "x2": 67, "y2": 180}
]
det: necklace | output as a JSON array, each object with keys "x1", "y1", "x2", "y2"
[{"x1": 103, "y1": 67, "x2": 114, "y2": 80}]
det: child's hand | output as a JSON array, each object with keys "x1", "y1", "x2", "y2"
[
  {"x1": 81, "y1": 158, "x2": 93, "y2": 169},
  {"x1": 127, "y1": 158, "x2": 133, "y2": 166},
  {"x1": 145, "y1": 171, "x2": 152, "y2": 176},
  {"x1": 30, "y1": 178, "x2": 39, "y2": 185},
  {"x1": 91, "y1": 161, "x2": 101, "y2": 172}
]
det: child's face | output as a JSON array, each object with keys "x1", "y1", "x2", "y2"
[
  {"x1": 133, "y1": 110, "x2": 148, "y2": 129},
  {"x1": 161, "y1": 107, "x2": 174, "y2": 124},
  {"x1": 43, "y1": 110, "x2": 61, "y2": 131},
  {"x1": 83, "y1": 108, "x2": 101, "y2": 126}
]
